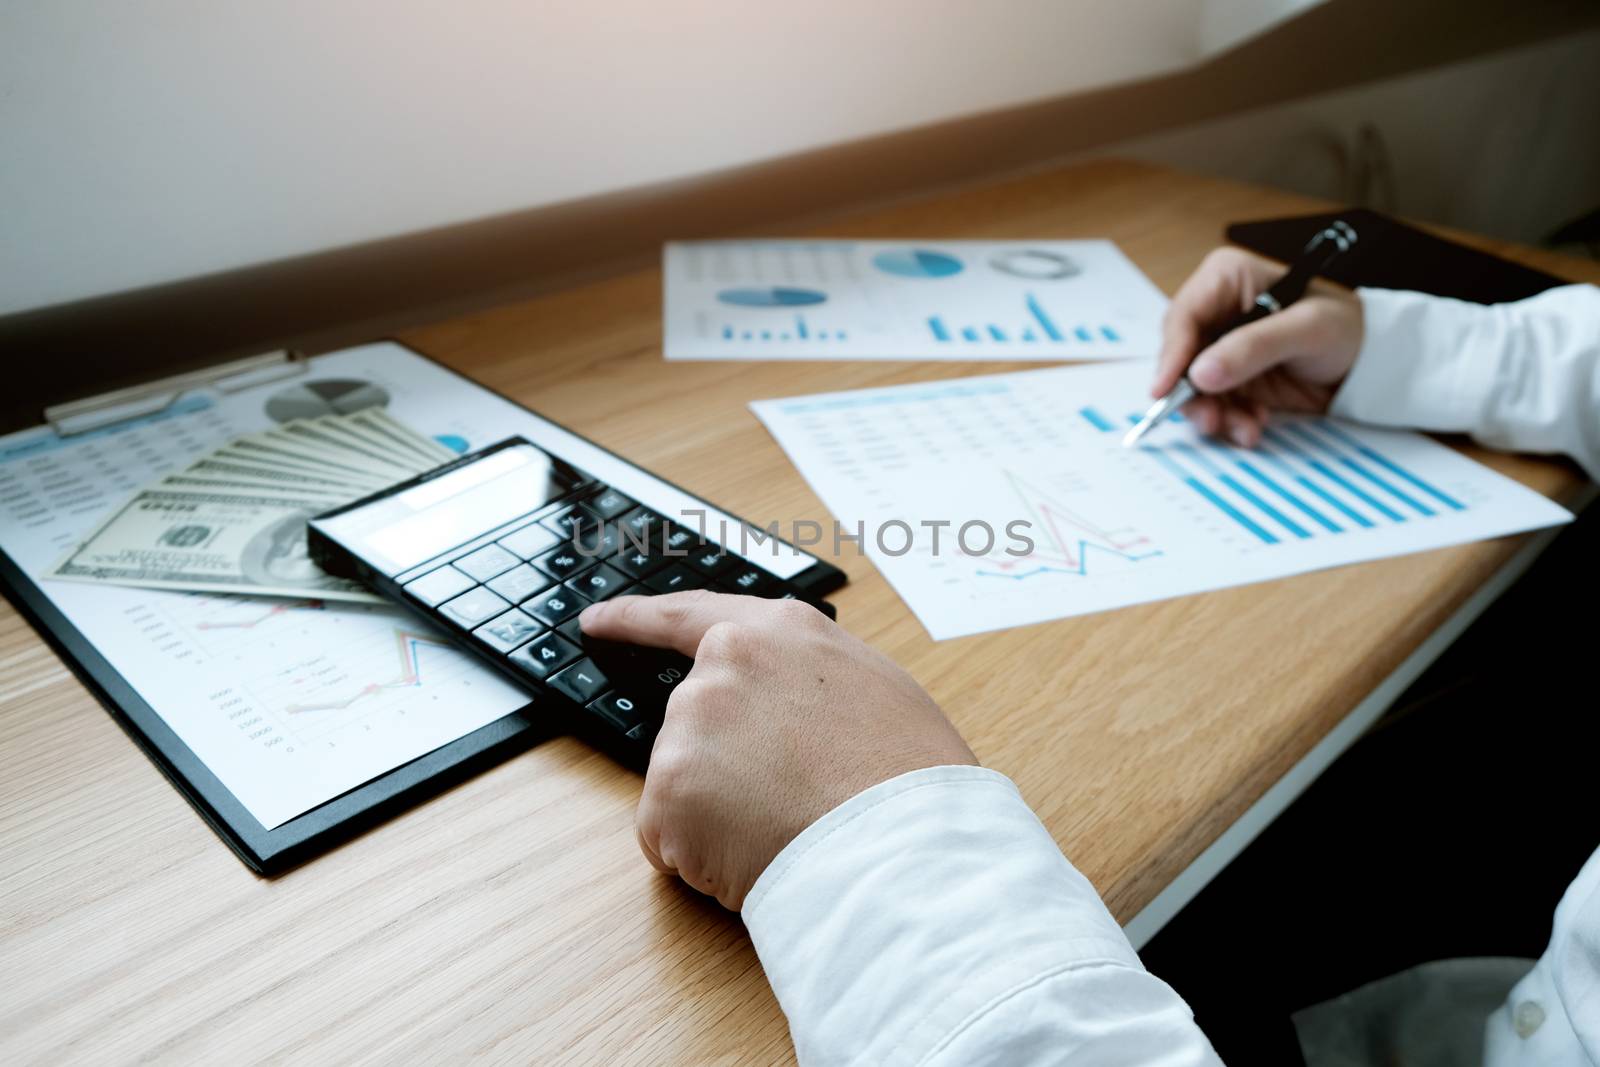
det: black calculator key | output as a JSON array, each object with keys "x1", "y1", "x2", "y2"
[
  {"x1": 455, "y1": 543, "x2": 520, "y2": 582},
  {"x1": 549, "y1": 659, "x2": 610, "y2": 703},
  {"x1": 612, "y1": 546, "x2": 668, "y2": 580},
  {"x1": 556, "y1": 616, "x2": 586, "y2": 644},
  {"x1": 532, "y1": 544, "x2": 597, "y2": 581},
  {"x1": 566, "y1": 562, "x2": 629, "y2": 601},
  {"x1": 571, "y1": 523, "x2": 625, "y2": 559},
  {"x1": 625, "y1": 722, "x2": 657, "y2": 744},
  {"x1": 526, "y1": 586, "x2": 590, "y2": 627},
  {"x1": 587, "y1": 487, "x2": 635, "y2": 520},
  {"x1": 542, "y1": 503, "x2": 600, "y2": 539},
  {"x1": 644, "y1": 563, "x2": 702, "y2": 594},
  {"x1": 507, "y1": 631, "x2": 581, "y2": 679},
  {"x1": 473, "y1": 608, "x2": 542, "y2": 653},
  {"x1": 656, "y1": 523, "x2": 700, "y2": 557},
  {"x1": 486, "y1": 563, "x2": 550, "y2": 605},
  {"x1": 725, "y1": 566, "x2": 775, "y2": 595},
  {"x1": 404, "y1": 565, "x2": 475, "y2": 607},
  {"x1": 440, "y1": 586, "x2": 512, "y2": 628},
  {"x1": 616, "y1": 507, "x2": 661, "y2": 543},
  {"x1": 685, "y1": 546, "x2": 736, "y2": 578},
  {"x1": 582, "y1": 643, "x2": 691, "y2": 713},
  {"x1": 588, "y1": 692, "x2": 645, "y2": 730},
  {"x1": 499, "y1": 521, "x2": 562, "y2": 560}
]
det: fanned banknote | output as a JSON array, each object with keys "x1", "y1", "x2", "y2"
[{"x1": 47, "y1": 410, "x2": 453, "y2": 600}]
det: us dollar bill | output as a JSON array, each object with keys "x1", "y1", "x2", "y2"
[{"x1": 47, "y1": 486, "x2": 383, "y2": 602}]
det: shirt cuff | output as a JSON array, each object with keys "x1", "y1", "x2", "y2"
[
  {"x1": 742, "y1": 765, "x2": 1146, "y2": 1067},
  {"x1": 1330, "y1": 288, "x2": 1501, "y2": 433}
]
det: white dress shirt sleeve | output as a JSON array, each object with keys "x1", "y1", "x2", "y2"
[
  {"x1": 1331, "y1": 285, "x2": 1600, "y2": 480},
  {"x1": 1482, "y1": 845, "x2": 1600, "y2": 1066},
  {"x1": 742, "y1": 766, "x2": 1221, "y2": 1067}
]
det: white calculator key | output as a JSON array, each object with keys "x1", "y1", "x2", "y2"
[
  {"x1": 486, "y1": 563, "x2": 549, "y2": 604},
  {"x1": 499, "y1": 522, "x2": 562, "y2": 560},
  {"x1": 403, "y1": 565, "x2": 475, "y2": 607},
  {"x1": 472, "y1": 609, "x2": 542, "y2": 653},
  {"x1": 439, "y1": 586, "x2": 511, "y2": 628},
  {"x1": 455, "y1": 543, "x2": 520, "y2": 582}
]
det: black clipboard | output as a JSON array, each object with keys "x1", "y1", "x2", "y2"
[{"x1": 0, "y1": 344, "x2": 845, "y2": 875}]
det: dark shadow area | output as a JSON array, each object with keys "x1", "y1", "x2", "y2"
[{"x1": 1140, "y1": 499, "x2": 1600, "y2": 1063}]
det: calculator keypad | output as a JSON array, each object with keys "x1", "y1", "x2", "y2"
[
  {"x1": 566, "y1": 562, "x2": 628, "y2": 601},
  {"x1": 507, "y1": 631, "x2": 581, "y2": 678},
  {"x1": 525, "y1": 586, "x2": 590, "y2": 627},
  {"x1": 440, "y1": 586, "x2": 512, "y2": 628},
  {"x1": 549, "y1": 659, "x2": 610, "y2": 703},
  {"x1": 378, "y1": 473, "x2": 833, "y2": 762},
  {"x1": 486, "y1": 563, "x2": 550, "y2": 604},
  {"x1": 587, "y1": 488, "x2": 635, "y2": 520},
  {"x1": 473, "y1": 608, "x2": 542, "y2": 653},
  {"x1": 532, "y1": 544, "x2": 596, "y2": 581},
  {"x1": 404, "y1": 565, "x2": 476, "y2": 607},
  {"x1": 455, "y1": 543, "x2": 521, "y2": 582},
  {"x1": 498, "y1": 522, "x2": 562, "y2": 560}
]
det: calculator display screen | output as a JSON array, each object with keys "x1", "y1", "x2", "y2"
[{"x1": 319, "y1": 444, "x2": 581, "y2": 576}]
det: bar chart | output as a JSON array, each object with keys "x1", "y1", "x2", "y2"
[
  {"x1": 1131, "y1": 415, "x2": 1467, "y2": 548},
  {"x1": 665, "y1": 239, "x2": 1168, "y2": 361},
  {"x1": 925, "y1": 293, "x2": 1124, "y2": 348},
  {"x1": 751, "y1": 360, "x2": 1571, "y2": 639}
]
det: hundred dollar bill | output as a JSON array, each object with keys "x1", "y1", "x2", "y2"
[
  {"x1": 47, "y1": 486, "x2": 382, "y2": 602},
  {"x1": 347, "y1": 408, "x2": 457, "y2": 464}
]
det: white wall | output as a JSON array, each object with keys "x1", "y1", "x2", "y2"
[
  {"x1": 2, "y1": 1, "x2": 1309, "y2": 317},
  {"x1": 1102, "y1": 27, "x2": 1600, "y2": 247}
]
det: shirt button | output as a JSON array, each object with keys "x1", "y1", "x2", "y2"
[{"x1": 1513, "y1": 1000, "x2": 1546, "y2": 1038}]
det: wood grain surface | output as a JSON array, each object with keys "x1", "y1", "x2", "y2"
[{"x1": 2, "y1": 160, "x2": 1592, "y2": 1064}]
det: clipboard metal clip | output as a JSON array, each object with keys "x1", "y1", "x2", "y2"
[{"x1": 43, "y1": 350, "x2": 309, "y2": 437}]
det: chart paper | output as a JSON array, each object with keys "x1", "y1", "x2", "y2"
[
  {"x1": 664, "y1": 240, "x2": 1168, "y2": 361},
  {"x1": 751, "y1": 362, "x2": 1572, "y2": 640},
  {"x1": 0, "y1": 344, "x2": 807, "y2": 830}
]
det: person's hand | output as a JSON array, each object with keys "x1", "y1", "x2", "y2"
[
  {"x1": 578, "y1": 590, "x2": 977, "y2": 910},
  {"x1": 1153, "y1": 247, "x2": 1365, "y2": 447}
]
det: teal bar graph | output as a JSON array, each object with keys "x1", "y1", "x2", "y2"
[
  {"x1": 1026, "y1": 294, "x2": 1064, "y2": 342},
  {"x1": 1080, "y1": 407, "x2": 1116, "y2": 432},
  {"x1": 1134, "y1": 418, "x2": 1468, "y2": 546}
]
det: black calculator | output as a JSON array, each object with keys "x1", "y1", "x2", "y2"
[{"x1": 307, "y1": 437, "x2": 843, "y2": 768}]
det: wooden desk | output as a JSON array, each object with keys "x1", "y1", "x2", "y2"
[{"x1": 2, "y1": 160, "x2": 1592, "y2": 1063}]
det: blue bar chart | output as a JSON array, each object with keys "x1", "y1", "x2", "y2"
[
  {"x1": 751, "y1": 360, "x2": 1571, "y2": 639},
  {"x1": 924, "y1": 292, "x2": 1128, "y2": 349},
  {"x1": 1131, "y1": 413, "x2": 1473, "y2": 547},
  {"x1": 666, "y1": 239, "x2": 1169, "y2": 361},
  {"x1": 720, "y1": 314, "x2": 847, "y2": 344}
]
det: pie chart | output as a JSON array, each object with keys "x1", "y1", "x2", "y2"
[
  {"x1": 872, "y1": 248, "x2": 964, "y2": 279},
  {"x1": 717, "y1": 287, "x2": 828, "y2": 307},
  {"x1": 265, "y1": 379, "x2": 390, "y2": 422}
]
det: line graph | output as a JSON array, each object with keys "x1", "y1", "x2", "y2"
[
  {"x1": 283, "y1": 629, "x2": 455, "y2": 715},
  {"x1": 969, "y1": 469, "x2": 1163, "y2": 580}
]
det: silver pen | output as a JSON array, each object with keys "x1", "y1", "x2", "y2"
[{"x1": 1123, "y1": 220, "x2": 1358, "y2": 448}]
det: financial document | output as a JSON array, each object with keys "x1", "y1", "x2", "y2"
[
  {"x1": 664, "y1": 239, "x2": 1168, "y2": 361},
  {"x1": 751, "y1": 362, "x2": 1572, "y2": 640},
  {"x1": 0, "y1": 344, "x2": 801, "y2": 830}
]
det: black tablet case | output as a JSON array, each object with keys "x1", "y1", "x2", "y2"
[
  {"x1": 0, "y1": 345, "x2": 844, "y2": 875},
  {"x1": 1227, "y1": 208, "x2": 1570, "y2": 303}
]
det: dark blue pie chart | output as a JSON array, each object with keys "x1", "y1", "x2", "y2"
[
  {"x1": 717, "y1": 287, "x2": 828, "y2": 307},
  {"x1": 872, "y1": 248, "x2": 964, "y2": 278}
]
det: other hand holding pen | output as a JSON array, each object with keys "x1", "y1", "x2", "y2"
[{"x1": 1152, "y1": 247, "x2": 1365, "y2": 447}]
